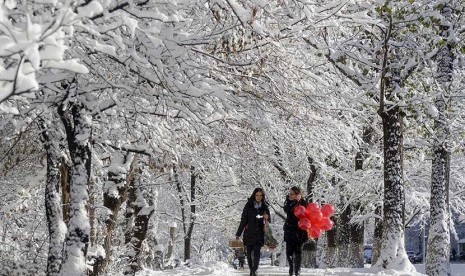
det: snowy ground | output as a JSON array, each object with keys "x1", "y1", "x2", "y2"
[{"x1": 136, "y1": 262, "x2": 465, "y2": 276}]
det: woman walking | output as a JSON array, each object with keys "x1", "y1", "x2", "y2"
[
  {"x1": 236, "y1": 187, "x2": 271, "y2": 276},
  {"x1": 283, "y1": 186, "x2": 308, "y2": 276}
]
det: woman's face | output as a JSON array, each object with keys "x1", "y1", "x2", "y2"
[
  {"x1": 255, "y1": 192, "x2": 263, "y2": 203},
  {"x1": 289, "y1": 189, "x2": 301, "y2": 201}
]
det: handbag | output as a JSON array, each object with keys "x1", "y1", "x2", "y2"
[{"x1": 264, "y1": 223, "x2": 278, "y2": 249}]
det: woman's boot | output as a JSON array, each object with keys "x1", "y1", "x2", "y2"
[
  {"x1": 295, "y1": 253, "x2": 302, "y2": 276},
  {"x1": 288, "y1": 256, "x2": 294, "y2": 276}
]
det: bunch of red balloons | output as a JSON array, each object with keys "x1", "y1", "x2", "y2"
[{"x1": 293, "y1": 203, "x2": 334, "y2": 239}]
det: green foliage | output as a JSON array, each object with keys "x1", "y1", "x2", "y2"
[
  {"x1": 460, "y1": 45, "x2": 465, "y2": 54},
  {"x1": 375, "y1": 4, "x2": 392, "y2": 16},
  {"x1": 406, "y1": 23, "x2": 418, "y2": 33},
  {"x1": 336, "y1": 55, "x2": 347, "y2": 65}
]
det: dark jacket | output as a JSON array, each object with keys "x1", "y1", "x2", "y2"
[
  {"x1": 283, "y1": 196, "x2": 308, "y2": 243},
  {"x1": 236, "y1": 200, "x2": 271, "y2": 246}
]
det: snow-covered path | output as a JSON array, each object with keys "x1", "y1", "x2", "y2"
[
  {"x1": 136, "y1": 262, "x2": 465, "y2": 276},
  {"x1": 232, "y1": 265, "x2": 423, "y2": 276}
]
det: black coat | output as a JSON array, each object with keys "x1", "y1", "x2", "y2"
[
  {"x1": 283, "y1": 196, "x2": 308, "y2": 243},
  {"x1": 236, "y1": 200, "x2": 271, "y2": 246}
]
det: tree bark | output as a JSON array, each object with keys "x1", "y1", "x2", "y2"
[
  {"x1": 374, "y1": 67, "x2": 411, "y2": 270},
  {"x1": 371, "y1": 205, "x2": 383, "y2": 265},
  {"x1": 302, "y1": 156, "x2": 318, "y2": 268},
  {"x1": 166, "y1": 226, "x2": 177, "y2": 269},
  {"x1": 124, "y1": 164, "x2": 138, "y2": 245},
  {"x1": 88, "y1": 178, "x2": 95, "y2": 247},
  {"x1": 272, "y1": 141, "x2": 292, "y2": 184},
  {"x1": 60, "y1": 157, "x2": 70, "y2": 225},
  {"x1": 348, "y1": 152, "x2": 365, "y2": 268},
  {"x1": 349, "y1": 221, "x2": 364, "y2": 268},
  {"x1": 323, "y1": 158, "x2": 341, "y2": 267},
  {"x1": 92, "y1": 152, "x2": 134, "y2": 275},
  {"x1": 337, "y1": 202, "x2": 351, "y2": 267},
  {"x1": 40, "y1": 117, "x2": 66, "y2": 276},
  {"x1": 184, "y1": 166, "x2": 197, "y2": 262},
  {"x1": 323, "y1": 218, "x2": 338, "y2": 268},
  {"x1": 127, "y1": 198, "x2": 154, "y2": 275},
  {"x1": 426, "y1": 3, "x2": 453, "y2": 276},
  {"x1": 58, "y1": 90, "x2": 93, "y2": 276},
  {"x1": 173, "y1": 165, "x2": 197, "y2": 262},
  {"x1": 124, "y1": 165, "x2": 155, "y2": 275}
]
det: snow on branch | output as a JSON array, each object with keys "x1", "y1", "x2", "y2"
[{"x1": 0, "y1": 1, "x2": 88, "y2": 109}]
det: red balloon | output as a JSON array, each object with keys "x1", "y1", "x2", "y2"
[
  {"x1": 312, "y1": 217, "x2": 323, "y2": 228},
  {"x1": 306, "y1": 203, "x2": 320, "y2": 213},
  {"x1": 294, "y1": 205, "x2": 308, "y2": 219},
  {"x1": 321, "y1": 204, "x2": 335, "y2": 217},
  {"x1": 308, "y1": 210, "x2": 323, "y2": 224},
  {"x1": 307, "y1": 226, "x2": 322, "y2": 239},
  {"x1": 298, "y1": 217, "x2": 311, "y2": 231},
  {"x1": 319, "y1": 217, "x2": 334, "y2": 231}
]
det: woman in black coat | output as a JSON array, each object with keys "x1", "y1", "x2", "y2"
[
  {"x1": 283, "y1": 186, "x2": 308, "y2": 276},
  {"x1": 236, "y1": 187, "x2": 271, "y2": 276}
]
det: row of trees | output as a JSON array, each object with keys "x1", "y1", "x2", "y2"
[{"x1": 1, "y1": 0, "x2": 465, "y2": 276}]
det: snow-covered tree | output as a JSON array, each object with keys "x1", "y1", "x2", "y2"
[
  {"x1": 0, "y1": 0, "x2": 88, "y2": 109},
  {"x1": 425, "y1": 1, "x2": 459, "y2": 275}
]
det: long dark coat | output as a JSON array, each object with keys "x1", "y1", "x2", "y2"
[
  {"x1": 236, "y1": 200, "x2": 271, "y2": 246},
  {"x1": 283, "y1": 196, "x2": 308, "y2": 243}
]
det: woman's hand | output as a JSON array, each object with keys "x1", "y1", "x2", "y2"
[{"x1": 263, "y1": 213, "x2": 269, "y2": 221}]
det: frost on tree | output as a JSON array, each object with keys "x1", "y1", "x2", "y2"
[
  {"x1": 0, "y1": 1, "x2": 88, "y2": 109},
  {"x1": 374, "y1": 27, "x2": 415, "y2": 270},
  {"x1": 58, "y1": 80, "x2": 93, "y2": 276},
  {"x1": 425, "y1": 2, "x2": 454, "y2": 276},
  {"x1": 39, "y1": 113, "x2": 66, "y2": 276}
]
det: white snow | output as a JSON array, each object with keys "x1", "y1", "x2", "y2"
[
  {"x1": 77, "y1": 1, "x2": 104, "y2": 18},
  {"x1": 134, "y1": 263, "x2": 465, "y2": 276},
  {"x1": 427, "y1": 104, "x2": 439, "y2": 118}
]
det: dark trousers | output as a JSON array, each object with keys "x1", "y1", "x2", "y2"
[
  {"x1": 286, "y1": 240, "x2": 303, "y2": 275},
  {"x1": 246, "y1": 244, "x2": 262, "y2": 273}
]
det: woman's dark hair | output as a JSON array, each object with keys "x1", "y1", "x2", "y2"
[
  {"x1": 248, "y1": 187, "x2": 266, "y2": 203},
  {"x1": 290, "y1": 186, "x2": 302, "y2": 195}
]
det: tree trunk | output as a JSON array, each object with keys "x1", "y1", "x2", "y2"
[
  {"x1": 60, "y1": 157, "x2": 70, "y2": 225},
  {"x1": 166, "y1": 226, "x2": 177, "y2": 269},
  {"x1": 88, "y1": 178, "x2": 95, "y2": 246},
  {"x1": 184, "y1": 166, "x2": 197, "y2": 262},
  {"x1": 374, "y1": 68, "x2": 412, "y2": 270},
  {"x1": 124, "y1": 164, "x2": 138, "y2": 245},
  {"x1": 302, "y1": 156, "x2": 318, "y2": 267},
  {"x1": 349, "y1": 152, "x2": 365, "y2": 268},
  {"x1": 184, "y1": 234, "x2": 192, "y2": 263},
  {"x1": 349, "y1": 222, "x2": 364, "y2": 268},
  {"x1": 40, "y1": 118, "x2": 66, "y2": 276},
  {"x1": 173, "y1": 166, "x2": 188, "y2": 260},
  {"x1": 124, "y1": 166, "x2": 155, "y2": 275},
  {"x1": 126, "y1": 198, "x2": 154, "y2": 275},
  {"x1": 92, "y1": 152, "x2": 134, "y2": 275},
  {"x1": 272, "y1": 141, "x2": 292, "y2": 184},
  {"x1": 59, "y1": 96, "x2": 93, "y2": 276},
  {"x1": 323, "y1": 218, "x2": 338, "y2": 268},
  {"x1": 145, "y1": 204, "x2": 164, "y2": 271},
  {"x1": 371, "y1": 205, "x2": 383, "y2": 265},
  {"x1": 337, "y1": 202, "x2": 351, "y2": 267},
  {"x1": 426, "y1": 3, "x2": 453, "y2": 276},
  {"x1": 173, "y1": 166, "x2": 197, "y2": 262}
]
